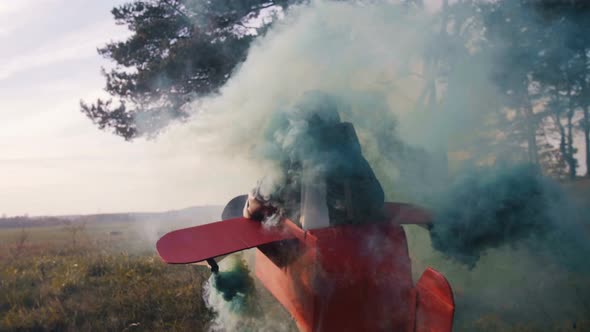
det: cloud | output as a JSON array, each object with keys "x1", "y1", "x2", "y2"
[
  {"x1": 0, "y1": 19, "x2": 128, "y2": 81},
  {"x1": 0, "y1": 27, "x2": 10, "y2": 37},
  {"x1": 0, "y1": 1, "x2": 57, "y2": 17},
  {"x1": 0, "y1": 0, "x2": 61, "y2": 37}
]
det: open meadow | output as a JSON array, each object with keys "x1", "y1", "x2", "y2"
[
  {"x1": 0, "y1": 221, "x2": 214, "y2": 331},
  {"x1": 4, "y1": 0, "x2": 590, "y2": 331},
  {"x1": 1, "y1": 184, "x2": 590, "y2": 332}
]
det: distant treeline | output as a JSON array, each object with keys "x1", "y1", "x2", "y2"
[
  {"x1": 0, "y1": 205, "x2": 223, "y2": 229},
  {"x1": 0, "y1": 216, "x2": 71, "y2": 228}
]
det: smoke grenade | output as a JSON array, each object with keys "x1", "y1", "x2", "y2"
[
  {"x1": 211, "y1": 258, "x2": 255, "y2": 302},
  {"x1": 204, "y1": 254, "x2": 294, "y2": 332}
]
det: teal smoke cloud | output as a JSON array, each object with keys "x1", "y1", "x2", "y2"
[{"x1": 430, "y1": 164, "x2": 565, "y2": 268}]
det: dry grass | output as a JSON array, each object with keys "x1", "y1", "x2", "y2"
[
  {"x1": 2, "y1": 189, "x2": 590, "y2": 332},
  {"x1": 0, "y1": 224, "x2": 213, "y2": 332}
]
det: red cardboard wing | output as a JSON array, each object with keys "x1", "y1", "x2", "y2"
[{"x1": 156, "y1": 217, "x2": 294, "y2": 264}]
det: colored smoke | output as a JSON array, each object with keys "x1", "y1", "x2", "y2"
[
  {"x1": 204, "y1": 254, "x2": 294, "y2": 332},
  {"x1": 211, "y1": 258, "x2": 255, "y2": 302},
  {"x1": 430, "y1": 164, "x2": 564, "y2": 268},
  {"x1": 253, "y1": 91, "x2": 385, "y2": 226},
  {"x1": 147, "y1": 0, "x2": 590, "y2": 329}
]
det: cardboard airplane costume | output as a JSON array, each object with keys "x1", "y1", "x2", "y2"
[
  {"x1": 157, "y1": 108, "x2": 454, "y2": 331},
  {"x1": 157, "y1": 199, "x2": 455, "y2": 332}
]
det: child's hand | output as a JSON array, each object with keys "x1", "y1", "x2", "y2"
[{"x1": 243, "y1": 192, "x2": 276, "y2": 221}]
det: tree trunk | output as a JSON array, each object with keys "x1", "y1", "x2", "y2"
[
  {"x1": 566, "y1": 111, "x2": 577, "y2": 179},
  {"x1": 583, "y1": 48, "x2": 590, "y2": 177},
  {"x1": 584, "y1": 107, "x2": 590, "y2": 177},
  {"x1": 417, "y1": 0, "x2": 447, "y2": 113},
  {"x1": 554, "y1": 112, "x2": 567, "y2": 167},
  {"x1": 565, "y1": 90, "x2": 577, "y2": 179},
  {"x1": 523, "y1": 96, "x2": 539, "y2": 165}
]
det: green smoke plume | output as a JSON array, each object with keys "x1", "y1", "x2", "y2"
[
  {"x1": 210, "y1": 257, "x2": 255, "y2": 304},
  {"x1": 429, "y1": 164, "x2": 586, "y2": 269}
]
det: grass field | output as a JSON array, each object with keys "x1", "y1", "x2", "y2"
[
  {"x1": 405, "y1": 225, "x2": 590, "y2": 331},
  {"x1": 0, "y1": 222, "x2": 215, "y2": 331},
  {"x1": 1, "y1": 198, "x2": 589, "y2": 331}
]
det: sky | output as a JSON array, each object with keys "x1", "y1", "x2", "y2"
[
  {"x1": 0, "y1": 0, "x2": 449, "y2": 217},
  {"x1": 0, "y1": 0, "x2": 265, "y2": 216}
]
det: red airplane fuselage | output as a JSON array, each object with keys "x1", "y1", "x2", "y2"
[
  {"x1": 255, "y1": 218, "x2": 454, "y2": 332},
  {"x1": 156, "y1": 202, "x2": 454, "y2": 332}
]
